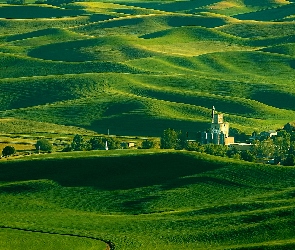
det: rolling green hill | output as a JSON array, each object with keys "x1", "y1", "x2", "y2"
[
  {"x1": 2, "y1": 1, "x2": 295, "y2": 248},
  {"x1": 1, "y1": 1, "x2": 295, "y2": 136},
  {"x1": 0, "y1": 151, "x2": 295, "y2": 249}
]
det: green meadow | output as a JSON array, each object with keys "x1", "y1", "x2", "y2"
[
  {"x1": 1, "y1": 0, "x2": 295, "y2": 249},
  {"x1": 1, "y1": 150, "x2": 295, "y2": 249}
]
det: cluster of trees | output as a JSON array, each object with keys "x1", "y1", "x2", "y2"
[
  {"x1": 140, "y1": 138, "x2": 160, "y2": 149},
  {"x1": 3, "y1": 126, "x2": 295, "y2": 166},
  {"x1": 251, "y1": 130, "x2": 295, "y2": 165},
  {"x1": 64, "y1": 134, "x2": 121, "y2": 152},
  {"x1": 7, "y1": 0, "x2": 25, "y2": 4},
  {"x1": 159, "y1": 128, "x2": 295, "y2": 166},
  {"x1": 0, "y1": 139, "x2": 53, "y2": 158},
  {"x1": 0, "y1": 135, "x2": 122, "y2": 157}
]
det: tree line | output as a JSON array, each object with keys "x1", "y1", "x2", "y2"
[
  {"x1": 159, "y1": 128, "x2": 295, "y2": 166},
  {"x1": 2, "y1": 126, "x2": 295, "y2": 166}
]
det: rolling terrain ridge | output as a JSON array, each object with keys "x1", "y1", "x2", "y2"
[
  {"x1": 0, "y1": 151, "x2": 295, "y2": 249},
  {"x1": 0, "y1": 0, "x2": 294, "y2": 135},
  {"x1": 1, "y1": 1, "x2": 295, "y2": 249}
]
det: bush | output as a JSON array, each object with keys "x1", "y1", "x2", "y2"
[{"x1": 2, "y1": 146, "x2": 16, "y2": 157}]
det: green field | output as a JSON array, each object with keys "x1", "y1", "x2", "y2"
[
  {"x1": 0, "y1": 0, "x2": 295, "y2": 136},
  {"x1": 0, "y1": 150, "x2": 295, "y2": 249},
  {"x1": 1, "y1": 1, "x2": 295, "y2": 249},
  {"x1": 0, "y1": 228, "x2": 107, "y2": 250}
]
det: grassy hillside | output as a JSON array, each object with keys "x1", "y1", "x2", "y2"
[
  {"x1": 1, "y1": 2, "x2": 295, "y2": 249},
  {"x1": 1, "y1": 1, "x2": 295, "y2": 136},
  {"x1": 0, "y1": 228, "x2": 107, "y2": 250},
  {"x1": 0, "y1": 150, "x2": 295, "y2": 249}
]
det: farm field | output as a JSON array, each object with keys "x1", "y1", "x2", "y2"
[
  {"x1": 1, "y1": 0, "x2": 295, "y2": 249},
  {"x1": 0, "y1": 0, "x2": 295, "y2": 136},
  {"x1": 0, "y1": 150, "x2": 295, "y2": 249}
]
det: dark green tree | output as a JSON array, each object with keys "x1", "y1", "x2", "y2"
[
  {"x1": 35, "y1": 139, "x2": 53, "y2": 152},
  {"x1": 229, "y1": 128, "x2": 248, "y2": 142},
  {"x1": 185, "y1": 141, "x2": 204, "y2": 152},
  {"x1": 106, "y1": 137, "x2": 121, "y2": 150},
  {"x1": 240, "y1": 150, "x2": 256, "y2": 162},
  {"x1": 273, "y1": 132, "x2": 290, "y2": 160},
  {"x1": 88, "y1": 137, "x2": 105, "y2": 150},
  {"x1": 252, "y1": 138, "x2": 275, "y2": 158},
  {"x1": 71, "y1": 134, "x2": 86, "y2": 151},
  {"x1": 283, "y1": 154, "x2": 295, "y2": 166},
  {"x1": 2, "y1": 146, "x2": 16, "y2": 157},
  {"x1": 226, "y1": 147, "x2": 240, "y2": 158},
  {"x1": 204, "y1": 144, "x2": 227, "y2": 157},
  {"x1": 141, "y1": 139, "x2": 160, "y2": 149},
  {"x1": 160, "y1": 128, "x2": 183, "y2": 149},
  {"x1": 7, "y1": 0, "x2": 25, "y2": 4}
]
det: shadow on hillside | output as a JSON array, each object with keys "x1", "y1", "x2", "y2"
[
  {"x1": 162, "y1": 176, "x2": 252, "y2": 191},
  {"x1": 89, "y1": 115, "x2": 208, "y2": 137},
  {"x1": 123, "y1": 0, "x2": 217, "y2": 12},
  {"x1": 251, "y1": 90, "x2": 295, "y2": 111},
  {"x1": 0, "y1": 6, "x2": 84, "y2": 19},
  {"x1": 0, "y1": 153, "x2": 226, "y2": 191}
]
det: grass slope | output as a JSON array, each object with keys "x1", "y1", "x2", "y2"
[
  {"x1": 234, "y1": 3, "x2": 295, "y2": 21},
  {"x1": 1, "y1": 70, "x2": 295, "y2": 135},
  {"x1": 0, "y1": 151, "x2": 295, "y2": 249},
  {"x1": 0, "y1": 228, "x2": 107, "y2": 250},
  {"x1": 1, "y1": 1, "x2": 295, "y2": 135},
  {"x1": 1, "y1": 2, "x2": 295, "y2": 249}
]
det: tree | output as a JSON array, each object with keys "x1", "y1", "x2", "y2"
[
  {"x1": 185, "y1": 141, "x2": 205, "y2": 152},
  {"x1": 227, "y1": 146, "x2": 240, "y2": 158},
  {"x1": 88, "y1": 137, "x2": 105, "y2": 150},
  {"x1": 141, "y1": 139, "x2": 160, "y2": 149},
  {"x1": 161, "y1": 128, "x2": 183, "y2": 149},
  {"x1": 106, "y1": 137, "x2": 121, "y2": 150},
  {"x1": 240, "y1": 150, "x2": 256, "y2": 162},
  {"x1": 35, "y1": 139, "x2": 53, "y2": 152},
  {"x1": 283, "y1": 154, "x2": 295, "y2": 166},
  {"x1": 289, "y1": 141, "x2": 295, "y2": 155},
  {"x1": 2, "y1": 146, "x2": 16, "y2": 157},
  {"x1": 71, "y1": 134, "x2": 85, "y2": 151},
  {"x1": 7, "y1": 0, "x2": 25, "y2": 4},
  {"x1": 204, "y1": 144, "x2": 227, "y2": 157},
  {"x1": 252, "y1": 138, "x2": 275, "y2": 158},
  {"x1": 229, "y1": 128, "x2": 249, "y2": 142}
]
